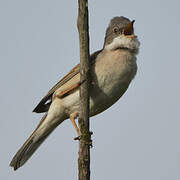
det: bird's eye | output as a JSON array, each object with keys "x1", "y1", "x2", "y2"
[{"x1": 113, "y1": 27, "x2": 119, "y2": 34}]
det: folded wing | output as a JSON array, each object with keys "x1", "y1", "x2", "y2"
[{"x1": 33, "y1": 50, "x2": 101, "y2": 113}]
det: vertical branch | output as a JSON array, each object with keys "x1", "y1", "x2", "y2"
[{"x1": 77, "y1": 0, "x2": 91, "y2": 180}]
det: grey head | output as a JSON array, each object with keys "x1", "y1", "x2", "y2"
[{"x1": 103, "y1": 16, "x2": 140, "y2": 53}]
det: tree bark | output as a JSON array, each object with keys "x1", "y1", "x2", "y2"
[{"x1": 77, "y1": 0, "x2": 91, "y2": 180}]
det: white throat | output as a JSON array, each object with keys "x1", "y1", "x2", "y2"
[{"x1": 105, "y1": 35, "x2": 140, "y2": 52}]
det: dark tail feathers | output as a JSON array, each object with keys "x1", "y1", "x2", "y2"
[{"x1": 10, "y1": 114, "x2": 55, "y2": 170}]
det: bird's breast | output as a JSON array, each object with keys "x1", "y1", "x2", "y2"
[
  {"x1": 89, "y1": 49, "x2": 137, "y2": 116},
  {"x1": 62, "y1": 49, "x2": 137, "y2": 117},
  {"x1": 93, "y1": 50, "x2": 137, "y2": 95}
]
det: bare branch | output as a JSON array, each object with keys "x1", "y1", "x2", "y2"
[{"x1": 77, "y1": 0, "x2": 91, "y2": 179}]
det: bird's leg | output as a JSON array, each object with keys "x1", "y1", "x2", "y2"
[
  {"x1": 70, "y1": 112, "x2": 81, "y2": 140},
  {"x1": 70, "y1": 112, "x2": 93, "y2": 146}
]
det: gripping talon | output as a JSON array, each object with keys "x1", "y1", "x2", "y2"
[{"x1": 74, "y1": 135, "x2": 81, "y2": 141}]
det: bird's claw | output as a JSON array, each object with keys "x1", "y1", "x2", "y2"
[
  {"x1": 74, "y1": 131, "x2": 93, "y2": 148},
  {"x1": 74, "y1": 135, "x2": 81, "y2": 141}
]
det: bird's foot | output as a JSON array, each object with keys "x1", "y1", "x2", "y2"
[
  {"x1": 74, "y1": 131, "x2": 93, "y2": 148},
  {"x1": 74, "y1": 135, "x2": 81, "y2": 141}
]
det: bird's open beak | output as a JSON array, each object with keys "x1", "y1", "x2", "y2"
[{"x1": 122, "y1": 20, "x2": 136, "y2": 39}]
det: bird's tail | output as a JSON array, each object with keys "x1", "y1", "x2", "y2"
[{"x1": 10, "y1": 114, "x2": 62, "y2": 170}]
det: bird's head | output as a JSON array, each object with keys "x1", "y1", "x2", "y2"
[{"x1": 104, "y1": 16, "x2": 140, "y2": 53}]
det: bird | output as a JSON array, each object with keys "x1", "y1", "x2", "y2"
[{"x1": 10, "y1": 16, "x2": 140, "y2": 170}]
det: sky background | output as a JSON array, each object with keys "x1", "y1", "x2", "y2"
[{"x1": 0, "y1": 0, "x2": 180, "y2": 179}]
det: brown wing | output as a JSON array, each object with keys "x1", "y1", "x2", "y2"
[
  {"x1": 33, "y1": 64, "x2": 80, "y2": 113},
  {"x1": 33, "y1": 50, "x2": 102, "y2": 113}
]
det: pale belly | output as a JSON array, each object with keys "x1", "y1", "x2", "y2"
[
  {"x1": 62, "y1": 50, "x2": 137, "y2": 117},
  {"x1": 89, "y1": 81, "x2": 130, "y2": 116},
  {"x1": 62, "y1": 65, "x2": 136, "y2": 117},
  {"x1": 62, "y1": 75, "x2": 132, "y2": 117}
]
